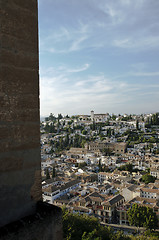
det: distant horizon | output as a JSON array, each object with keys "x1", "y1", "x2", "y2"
[
  {"x1": 39, "y1": 0, "x2": 159, "y2": 117},
  {"x1": 40, "y1": 110, "x2": 158, "y2": 120}
]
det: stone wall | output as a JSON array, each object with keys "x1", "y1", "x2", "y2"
[
  {"x1": 0, "y1": 0, "x2": 42, "y2": 227},
  {"x1": 0, "y1": 202, "x2": 63, "y2": 240}
]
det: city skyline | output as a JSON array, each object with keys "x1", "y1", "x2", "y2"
[{"x1": 39, "y1": 0, "x2": 159, "y2": 117}]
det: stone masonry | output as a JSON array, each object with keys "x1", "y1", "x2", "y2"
[
  {"x1": 0, "y1": 0, "x2": 42, "y2": 227},
  {"x1": 0, "y1": 202, "x2": 63, "y2": 240}
]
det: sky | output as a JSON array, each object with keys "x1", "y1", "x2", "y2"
[{"x1": 39, "y1": 0, "x2": 159, "y2": 117}]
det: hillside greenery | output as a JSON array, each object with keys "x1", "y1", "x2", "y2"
[
  {"x1": 62, "y1": 208, "x2": 159, "y2": 240},
  {"x1": 127, "y1": 204, "x2": 158, "y2": 230}
]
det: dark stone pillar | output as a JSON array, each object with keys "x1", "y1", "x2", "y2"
[{"x1": 0, "y1": 0, "x2": 42, "y2": 227}]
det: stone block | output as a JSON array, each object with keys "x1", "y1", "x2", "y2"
[{"x1": 0, "y1": 0, "x2": 41, "y2": 227}]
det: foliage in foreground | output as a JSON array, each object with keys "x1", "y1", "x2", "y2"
[
  {"x1": 62, "y1": 208, "x2": 159, "y2": 240},
  {"x1": 62, "y1": 208, "x2": 112, "y2": 240},
  {"x1": 127, "y1": 204, "x2": 158, "y2": 230}
]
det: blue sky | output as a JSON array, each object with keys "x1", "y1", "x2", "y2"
[{"x1": 39, "y1": 0, "x2": 159, "y2": 117}]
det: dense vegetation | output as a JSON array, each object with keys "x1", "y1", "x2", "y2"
[
  {"x1": 118, "y1": 163, "x2": 133, "y2": 172},
  {"x1": 127, "y1": 204, "x2": 158, "y2": 230},
  {"x1": 145, "y1": 113, "x2": 159, "y2": 128},
  {"x1": 63, "y1": 208, "x2": 123, "y2": 240},
  {"x1": 140, "y1": 174, "x2": 156, "y2": 184},
  {"x1": 124, "y1": 130, "x2": 159, "y2": 145},
  {"x1": 42, "y1": 112, "x2": 159, "y2": 155},
  {"x1": 62, "y1": 208, "x2": 159, "y2": 240}
]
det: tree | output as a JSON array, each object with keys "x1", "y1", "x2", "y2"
[
  {"x1": 140, "y1": 174, "x2": 156, "y2": 184},
  {"x1": 90, "y1": 120, "x2": 96, "y2": 131},
  {"x1": 44, "y1": 123, "x2": 55, "y2": 133},
  {"x1": 107, "y1": 128, "x2": 112, "y2": 137},
  {"x1": 68, "y1": 120, "x2": 73, "y2": 126},
  {"x1": 111, "y1": 231, "x2": 130, "y2": 240},
  {"x1": 82, "y1": 229, "x2": 102, "y2": 240},
  {"x1": 79, "y1": 162, "x2": 87, "y2": 168},
  {"x1": 62, "y1": 208, "x2": 112, "y2": 240},
  {"x1": 151, "y1": 113, "x2": 159, "y2": 125},
  {"x1": 149, "y1": 137, "x2": 156, "y2": 143},
  {"x1": 45, "y1": 117, "x2": 49, "y2": 122},
  {"x1": 127, "y1": 204, "x2": 158, "y2": 230},
  {"x1": 112, "y1": 115, "x2": 116, "y2": 121},
  {"x1": 45, "y1": 168, "x2": 50, "y2": 180},
  {"x1": 81, "y1": 139, "x2": 86, "y2": 148},
  {"x1": 98, "y1": 125, "x2": 102, "y2": 135},
  {"x1": 62, "y1": 208, "x2": 159, "y2": 240},
  {"x1": 98, "y1": 159, "x2": 102, "y2": 172},
  {"x1": 49, "y1": 123, "x2": 55, "y2": 133},
  {"x1": 49, "y1": 113, "x2": 56, "y2": 122},
  {"x1": 58, "y1": 113, "x2": 63, "y2": 120},
  {"x1": 82, "y1": 130, "x2": 87, "y2": 135},
  {"x1": 118, "y1": 163, "x2": 133, "y2": 173},
  {"x1": 128, "y1": 204, "x2": 144, "y2": 228},
  {"x1": 143, "y1": 207, "x2": 158, "y2": 230},
  {"x1": 102, "y1": 165, "x2": 110, "y2": 172},
  {"x1": 52, "y1": 166, "x2": 56, "y2": 178},
  {"x1": 136, "y1": 119, "x2": 139, "y2": 130},
  {"x1": 101, "y1": 147, "x2": 112, "y2": 156}
]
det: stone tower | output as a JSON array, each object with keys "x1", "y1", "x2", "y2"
[
  {"x1": 91, "y1": 110, "x2": 94, "y2": 121},
  {"x1": 0, "y1": 0, "x2": 42, "y2": 227}
]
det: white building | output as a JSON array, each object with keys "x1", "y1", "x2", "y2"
[
  {"x1": 42, "y1": 179, "x2": 81, "y2": 204},
  {"x1": 121, "y1": 185, "x2": 140, "y2": 201},
  {"x1": 91, "y1": 110, "x2": 109, "y2": 123},
  {"x1": 98, "y1": 172, "x2": 113, "y2": 182},
  {"x1": 140, "y1": 187, "x2": 159, "y2": 200},
  {"x1": 150, "y1": 167, "x2": 159, "y2": 179}
]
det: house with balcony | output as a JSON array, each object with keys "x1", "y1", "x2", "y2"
[{"x1": 94, "y1": 194, "x2": 125, "y2": 223}]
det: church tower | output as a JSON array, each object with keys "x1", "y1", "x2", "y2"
[{"x1": 91, "y1": 110, "x2": 94, "y2": 121}]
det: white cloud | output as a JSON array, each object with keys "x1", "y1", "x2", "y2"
[
  {"x1": 132, "y1": 72, "x2": 159, "y2": 77},
  {"x1": 40, "y1": 68, "x2": 133, "y2": 116},
  {"x1": 40, "y1": 62, "x2": 159, "y2": 116},
  {"x1": 40, "y1": 63, "x2": 90, "y2": 78},
  {"x1": 113, "y1": 36, "x2": 159, "y2": 50},
  {"x1": 66, "y1": 64, "x2": 90, "y2": 73},
  {"x1": 39, "y1": 0, "x2": 159, "y2": 116},
  {"x1": 40, "y1": 0, "x2": 159, "y2": 53},
  {"x1": 69, "y1": 36, "x2": 88, "y2": 52},
  {"x1": 40, "y1": 23, "x2": 90, "y2": 54}
]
